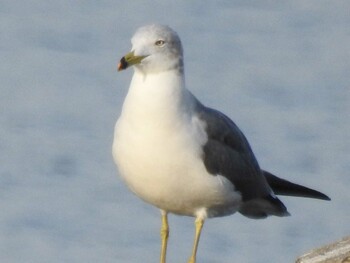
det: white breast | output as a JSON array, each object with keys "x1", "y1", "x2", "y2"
[{"x1": 113, "y1": 70, "x2": 241, "y2": 217}]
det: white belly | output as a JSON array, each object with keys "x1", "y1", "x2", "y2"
[{"x1": 112, "y1": 114, "x2": 241, "y2": 217}]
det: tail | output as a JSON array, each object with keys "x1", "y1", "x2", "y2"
[{"x1": 263, "y1": 170, "x2": 331, "y2": 201}]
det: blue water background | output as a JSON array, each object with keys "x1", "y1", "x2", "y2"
[{"x1": 1, "y1": 2, "x2": 349, "y2": 262}]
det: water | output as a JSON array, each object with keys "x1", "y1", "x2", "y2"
[{"x1": 1, "y1": 1, "x2": 349, "y2": 262}]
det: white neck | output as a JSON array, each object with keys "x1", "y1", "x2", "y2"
[{"x1": 120, "y1": 69, "x2": 195, "y2": 129}]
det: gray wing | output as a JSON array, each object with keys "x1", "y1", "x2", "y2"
[
  {"x1": 196, "y1": 104, "x2": 272, "y2": 201},
  {"x1": 196, "y1": 104, "x2": 289, "y2": 218}
]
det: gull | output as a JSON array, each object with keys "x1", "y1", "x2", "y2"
[{"x1": 113, "y1": 24, "x2": 330, "y2": 263}]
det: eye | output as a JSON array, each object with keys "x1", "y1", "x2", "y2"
[{"x1": 155, "y1": 40, "x2": 165, "y2": 46}]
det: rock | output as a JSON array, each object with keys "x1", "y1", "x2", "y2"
[{"x1": 296, "y1": 236, "x2": 350, "y2": 263}]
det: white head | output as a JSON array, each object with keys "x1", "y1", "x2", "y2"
[{"x1": 118, "y1": 24, "x2": 184, "y2": 74}]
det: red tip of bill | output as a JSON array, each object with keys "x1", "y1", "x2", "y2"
[
  {"x1": 117, "y1": 62, "x2": 123, "y2": 71},
  {"x1": 117, "y1": 57, "x2": 127, "y2": 71}
]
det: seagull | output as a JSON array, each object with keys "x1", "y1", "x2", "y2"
[{"x1": 113, "y1": 24, "x2": 330, "y2": 263}]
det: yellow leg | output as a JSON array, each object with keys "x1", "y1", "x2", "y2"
[
  {"x1": 188, "y1": 217, "x2": 204, "y2": 263},
  {"x1": 160, "y1": 211, "x2": 169, "y2": 263}
]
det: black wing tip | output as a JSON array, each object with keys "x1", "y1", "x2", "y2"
[
  {"x1": 263, "y1": 170, "x2": 331, "y2": 201},
  {"x1": 319, "y1": 193, "x2": 331, "y2": 201},
  {"x1": 298, "y1": 187, "x2": 331, "y2": 201},
  {"x1": 287, "y1": 187, "x2": 331, "y2": 201}
]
